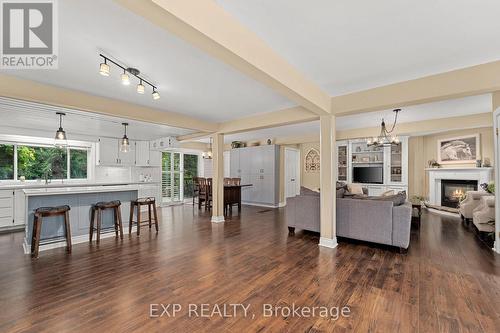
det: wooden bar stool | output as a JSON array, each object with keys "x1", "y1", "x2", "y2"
[
  {"x1": 89, "y1": 200, "x2": 123, "y2": 243},
  {"x1": 31, "y1": 205, "x2": 71, "y2": 258},
  {"x1": 129, "y1": 197, "x2": 158, "y2": 236}
]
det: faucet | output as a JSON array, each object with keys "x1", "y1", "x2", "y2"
[{"x1": 44, "y1": 172, "x2": 52, "y2": 185}]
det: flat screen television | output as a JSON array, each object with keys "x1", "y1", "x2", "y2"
[{"x1": 352, "y1": 166, "x2": 383, "y2": 184}]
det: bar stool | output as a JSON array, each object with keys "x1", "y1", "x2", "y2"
[
  {"x1": 129, "y1": 197, "x2": 159, "y2": 236},
  {"x1": 31, "y1": 205, "x2": 71, "y2": 258},
  {"x1": 89, "y1": 200, "x2": 123, "y2": 243}
]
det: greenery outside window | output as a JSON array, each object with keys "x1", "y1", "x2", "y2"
[{"x1": 0, "y1": 142, "x2": 89, "y2": 181}]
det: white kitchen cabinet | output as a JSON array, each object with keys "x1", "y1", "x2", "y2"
[
  {"x1": 97, "y1": 137, "x2": 119, "y2": 165},
  {"x1": 0, "y1": 190, "x2": 13, "y2": 228},
  {"x1": 135, "y1": 141, "x2": 151, "y2": 166},
  {"x1": 118, "y1": 140, "x2": 136, "y2": 166},
  {"x1": 97, "y1": 138, "x2": 136, "y2": 166},
  {"x1": 149, "y1": 150, "x2": 162, "y2": 167},
  {"x1": 230, "y1": 149, "x2": 240, "y2": 176},
  {"x1": 14, "y1": 190, "x2": 25, "y2": 226}
]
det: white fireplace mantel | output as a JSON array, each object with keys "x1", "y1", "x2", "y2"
[{"x1": 426, "y1": 167, "x2": 493, "y2": 205}]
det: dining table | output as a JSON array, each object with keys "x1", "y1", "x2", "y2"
[{"x1": 224, "y1": 184, "x2": 252, "y2": 214}]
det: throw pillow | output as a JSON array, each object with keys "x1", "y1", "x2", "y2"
[
  {"x1": 336, "y1": 188, "x2": 345, "y2": 198},
  {"x1": 381, "y1": 190, "x2": 395, "y2": 197},
  {"x1": 347, "y1": 183, "x2": 364, "y2": 195}
]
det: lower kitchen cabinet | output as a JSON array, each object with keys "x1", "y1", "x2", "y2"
[{"x1": 0, "y1": 190, "x2": 25, "y2": 229}]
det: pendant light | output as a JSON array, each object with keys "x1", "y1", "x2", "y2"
[
  {"x1": 99, "y1": 58, "x2": 110, "y2": 76},
  {"x1": 137, "y1": 80, "x2": 145, "y2": 94},
  {"x1": 120, "y1": 123, "x2": 130, "y2": 153},
  {"x1": 202, "y1": 137, "x2": 213, "y2": 159},
  {"x1": 152, "y1": 89, "x2": 160, "y2": 100},
  {"x1": 366, "y1": 109, "x2": 401, "y2": 147},
  {"x1": 54, "y1": 112, "x2": 68, "y2": 148},
  {"x1": 121, "y1": 70, "x2": 130, "y2": 86}
]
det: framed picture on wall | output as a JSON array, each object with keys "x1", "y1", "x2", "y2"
[{"x1": 437, "y1": 134, "x2": 480, "y2": 164}]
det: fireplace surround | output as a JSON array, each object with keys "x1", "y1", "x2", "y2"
[
  {"x1": 440, "y1": 179, "x2": 477, "y2": 208},
  {"x1": 426, "y1": 167, "x2": 493, "y2": 207}
]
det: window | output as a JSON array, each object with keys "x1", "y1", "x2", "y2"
[
  {"x1": 161, "y1": 152, "x2": 199, "y2": 203},
  {"x1": 0, "y1": 144, "x2": 14, "y2": 180},
  {"x1": 17, "y1": 145, "x2": 67, "y2": 180},
  {"x1": 0, "y1": 141, "x2": 89, "y2": 181},
  {"x1": 70, "y1": 149, "x2": 88, "y2": 179}
]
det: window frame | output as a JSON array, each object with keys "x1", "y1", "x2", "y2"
[{"x1": 0, "y1": 135, "x2": 92, "y2": 183}]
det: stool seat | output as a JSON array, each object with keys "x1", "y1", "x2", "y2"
[
  {"x1": 32, "y1": 205, "x2": 71, "y2": 258},
  {"x1": 94, "y1": 200, "x2": 121, "y2": 209},
  {"x1": 35, "y1": 205, "x2": 70, "y2": 215},
  {"x1": 90, "y1": 200, "x2": 123, "y2": 243},
  {"x1": 129, "y1": 197, "x2": 158, "y2": 235}
]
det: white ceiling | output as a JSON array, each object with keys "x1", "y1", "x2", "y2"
[
  {"x1": 209, "y1": 94, "x2": 492, "y2": 143},
  {"x1": 0, "y1": 0, "x2": 294, "y2": 123},
  {"x1": 217, "y1": 0, "x2": 500, "y2": 96},
  {"x1": 0, "y1": 98, "x2": 192, "y2": 141}
]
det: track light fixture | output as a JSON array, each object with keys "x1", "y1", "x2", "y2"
[{"x1": 98, "y1": 54, "x2": 160, "y2": 100}]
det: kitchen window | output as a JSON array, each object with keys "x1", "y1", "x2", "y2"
[{"x1": 0, "y1": 142, "x2": 89, "y2": 181}]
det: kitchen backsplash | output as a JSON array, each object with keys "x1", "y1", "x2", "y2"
[{"x1": 94, "y1": 166, "x2": 161, "y2": 183}]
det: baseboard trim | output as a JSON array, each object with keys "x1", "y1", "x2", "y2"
[
  {"x1": 319, "y1": 237, "x2": 338, "y2": 249},
  {"x1": 278, "y1": 201, "x2": 286, "y2": 208},
  {"x1": 494, "y1": 240, "x2": 500, "y2": 254},
  {"x1": 241, "y1": 202, "x2": 279, "y2": 208},
  {"x1": 211, "y1": 215, "x2": 225, "y2": 223},
  {"x1": 23, "y1": 226, "x2": 138, "y2": 255}
]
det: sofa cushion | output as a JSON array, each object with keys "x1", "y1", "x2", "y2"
[
  {"x1": 373, "y1": 191, "x2": 406, "y2": 206},
  {"x1": 347, "y1": 183, "x2": 364, "y2": 195},
  {"x1": 300, "y1": 186, "x2": 320, "y2": 197},
  {"x1": 336, "y1": 188, "x2": 345, "y2": 198}
]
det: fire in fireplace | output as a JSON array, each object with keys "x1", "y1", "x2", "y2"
[{"x1": 441, "y1": 179, "x2": 477, "y2": 208}]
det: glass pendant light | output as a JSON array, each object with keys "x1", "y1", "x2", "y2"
[
  {"x1": 121, "y1": 70, "x2": 130, "y2": 86},
  {"x1": 120, "y1": 123, "x2": 130, "y2": 153},
  {"x1": 137, "y1": 80, "x2": 145, "y2": 94},
  {"x1": 99, "y1": 58, "x2": 110, "y2": 76},
  {"x1": 152, "y1": 89, "x2": 160, "y2": 100},
  {"x1": 54, "y1": 112, "x2": 68, "y2": 148}
]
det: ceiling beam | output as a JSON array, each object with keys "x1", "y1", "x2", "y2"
[
  {"x1": 0, "y1": 74, "x2": 218, "y2": 132},
  {"x1": 176, "y1": 131, "x2": 212, "y2": 142},
  {"x1": 331, "y1": 60, "x2": 500, "y2": 115},
  {"x1": 114, "y1": 0, "x2": 331, "y2": 115},
  {"x1": 493, "y1": 91, "x2": 500, "y2": 111},
  {"x1": 217, "y1": 106, "x2": 318, "y2": 135}
]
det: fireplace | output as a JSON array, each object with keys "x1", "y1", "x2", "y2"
[{"x1": 441, "y1": 179, "x2": 477, "y2": 208}]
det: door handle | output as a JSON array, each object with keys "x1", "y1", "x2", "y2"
[{"x1": 291, "y1": 178, "x2": 295, "y2": 181}]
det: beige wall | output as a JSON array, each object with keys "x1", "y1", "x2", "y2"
[
  {"x1": 299, "y1": 142, "x2": 321, "y2": 190},
  {"x1": 411, "y1": 126, "x2": 494, "y2": 197},
  {"x1": 297, "y1": 126, "x2": 494, "y2": 196}
]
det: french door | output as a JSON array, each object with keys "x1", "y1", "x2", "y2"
[
  {"x1": 162, "y1": 151, "x2": 182, "y2": 203},
  {"x1": 162, "y1": 151, "x2": 199, "y2": 204}
]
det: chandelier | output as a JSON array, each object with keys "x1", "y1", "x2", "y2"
[
  {"x1": 367, "y1": 109, "x2": 401, "y2": 147},
  {"x1": 202, "y1": 137, "x2": 213, "y2": 159}
]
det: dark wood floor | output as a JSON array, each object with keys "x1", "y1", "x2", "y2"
[{"x1": 0, "y1": 205, "x2": 499, "y2": 333}]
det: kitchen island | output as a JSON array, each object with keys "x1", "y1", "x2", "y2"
[{"x1": 11, "y1": 183, "x2": 160, "y2": 254}]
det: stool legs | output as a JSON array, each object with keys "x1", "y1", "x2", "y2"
[
  {"x1": 64, "y1": 211, "x2": 72, "y2": 253},
  {"x1": 153, "y1": 202, "x2": 159, "y2": 233},
  {"x1": 96, "y1": 208, "x2": 102, "y2": 244},
  {"x1": 148, "y1": 204, "x2": 152, "y2": 229},
  {"x1": 129, "y1": 204, "x2": 134, "y2": 234},
  {"x1": 89, "y1": 207, "x2": 95, "y2": 243},
  {"x1": 31, "y1": 215, "x2": 42, "y2": 258},
  {"x1": 137, "y1": 206, "x2": 141, "y2": 236},
  {"x1": 116, "y1": 206, "x2": 123, "y2": 239}
]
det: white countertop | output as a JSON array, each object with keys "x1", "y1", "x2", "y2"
[
  {"x1": 0, "y1": 181, "x2": 159, "y2": 190},
  {"x1": 23, "y1": 184, "x2": 148, "y2": 196}
]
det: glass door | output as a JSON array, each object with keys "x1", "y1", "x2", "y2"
[
  {"x1": 337, "y1": 144, "x2": 348, "y2": 181},
  {"x1": 162, "y1": 151, "x2": 182, "y2": 203},
  {"x1": 182, "y1": 154, "x2": 199, "y2": 199},
  {"x1": 390, "y1": 143, "x2": 402, "y2": 183}
]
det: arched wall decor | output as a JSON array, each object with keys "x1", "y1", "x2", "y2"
[{"x1": 305, "y1": 148, "x2": 320, "y2": 172}]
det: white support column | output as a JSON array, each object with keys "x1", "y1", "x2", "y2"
[
  {"x1": 211, "y1": 133, "x2": 225, "y2": 223},
  {"x1": 319, "y1": 115, "x2": 338, "y2": 248},
  {"x1": 493, "y1": 92, "x2": 500, "y2": 253}
]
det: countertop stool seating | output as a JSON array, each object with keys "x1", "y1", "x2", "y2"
[
  {"x1": 129, "y1": 197, "x2": 159, "y2": 236},
  {"x1": 31, "y1": 205, "x2": 71, "y2": 258},
  {"x1": 90, "y1": 200, "x2": 123, "y2": 244}
]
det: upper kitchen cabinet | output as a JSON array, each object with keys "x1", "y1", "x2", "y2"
[
  {"x1": 97, "y1": 137, "x2": 135, "y2": 166},
  {"x1": 135, "y1": 141, "x2": 151, "y2": 166}
]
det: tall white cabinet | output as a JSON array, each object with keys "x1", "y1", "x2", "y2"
[
  {"x1": 339, "y1": 137, "x2": 409, "y2": 196},
  {"x1": 230, "y1": 145, "x2": 280, "y2": 207}
]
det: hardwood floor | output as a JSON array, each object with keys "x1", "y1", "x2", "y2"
[{"x1": 0, "y1": 205, "x2": 499, "y2": 332}]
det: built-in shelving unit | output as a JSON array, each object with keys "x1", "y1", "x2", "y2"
[{"x1": 337, "y1": 137, "x2": 409, "y2": 196}]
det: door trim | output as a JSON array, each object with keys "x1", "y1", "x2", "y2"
[
  {"x1": 493, "y1": 108, "x2": 500, "y2": 254},
  {"x1": 284, "y1": 147, "x2": 301, "y2": 200}
]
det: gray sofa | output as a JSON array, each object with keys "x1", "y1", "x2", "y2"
[{"x1": 286, "y1": 189, "x2": 412, "y2": 249}]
